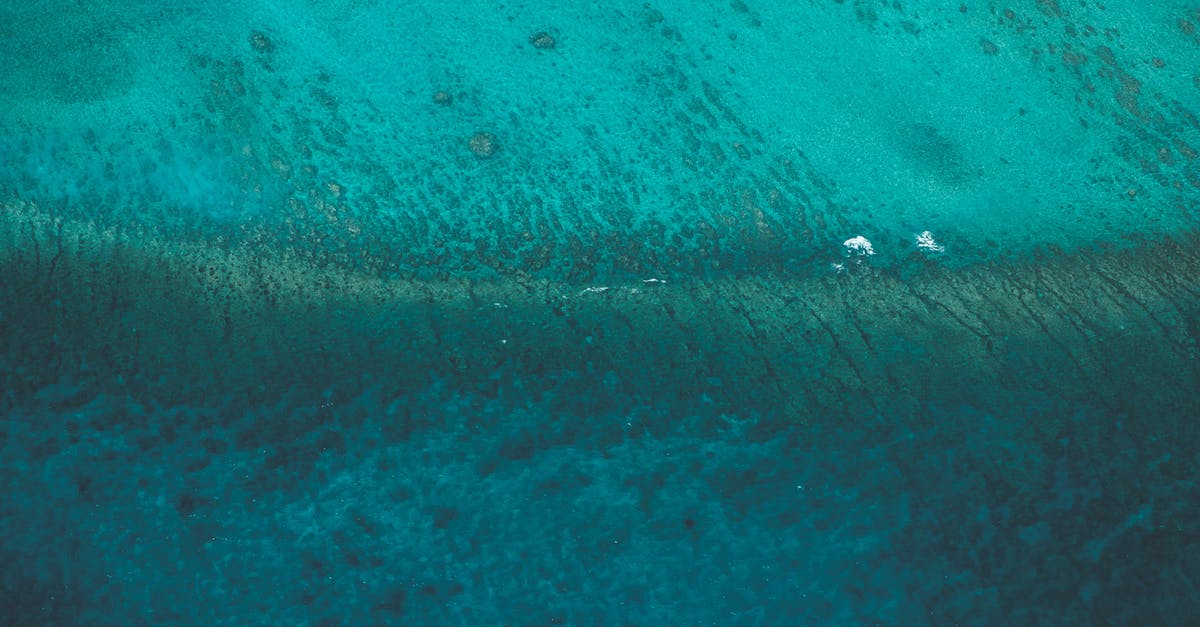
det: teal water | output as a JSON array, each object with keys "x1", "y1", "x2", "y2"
[{"x1": 1, "y1": 1, "x2": 1199, "y2": 624}]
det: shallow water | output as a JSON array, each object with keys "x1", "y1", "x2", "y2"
[{"x1": 2, "y1": 1, "x2": 1199, "y2": 624}]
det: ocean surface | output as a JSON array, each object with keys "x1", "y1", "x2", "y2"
[{"x1": 2, "y1": 0, "x2": 1199, "y2": 624}]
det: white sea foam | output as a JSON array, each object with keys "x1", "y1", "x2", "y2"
[
  {"x1": 843, "y1": 236, "x2": 875, "y2": 256},
  {"x1": 916, "y1": 230, "x2": 945, "y2": 253}
]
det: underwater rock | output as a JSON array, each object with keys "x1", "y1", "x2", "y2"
[
  {"x1": 249, "y1": 31, "x2": 275, "y2": 54},
  {"x1": 468, "y1": 132, "x2": 498, "y2": 158},
  {"x1": 529, "y1": 31, "x2": 556, "y2": 49}
]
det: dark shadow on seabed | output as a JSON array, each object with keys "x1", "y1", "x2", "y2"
[{"x1": 2, "y1": 198, "x2": 1198, "y2": 622}]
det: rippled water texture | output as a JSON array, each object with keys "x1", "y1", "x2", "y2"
[{"x1": 2, "y1": 1, "x2": 1199, "y2": 624}]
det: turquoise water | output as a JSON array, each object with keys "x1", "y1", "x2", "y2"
[{"x1": 1, "y1": 0, "x2": 1199, "y2": 624}]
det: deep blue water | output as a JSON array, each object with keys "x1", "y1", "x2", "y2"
[{"x1": 2, "y1": 1, "x2": 1199, "y2": 624}]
